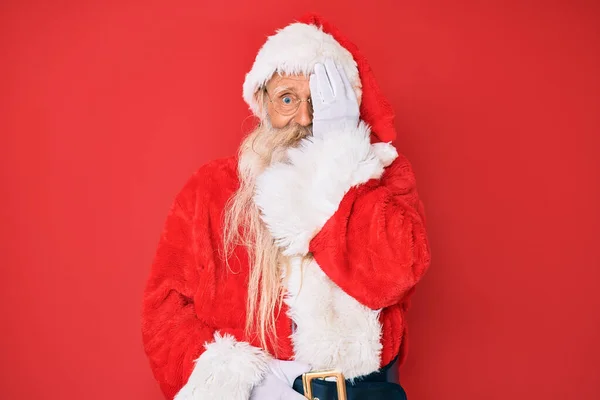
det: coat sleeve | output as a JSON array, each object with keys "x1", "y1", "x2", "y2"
[
  {"x1": 254, "y1": 120, "x2": 431, "y2": 311},
  {"x1": 142, "y1": 179, "x2": 270, "y2": 400},
  {"x1": 308, "y1": 153, "x2": 431, "y2": 309}
]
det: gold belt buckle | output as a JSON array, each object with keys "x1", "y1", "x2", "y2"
[{"x1": 302, "y1": 369, "x2": 347, "y2": 400}]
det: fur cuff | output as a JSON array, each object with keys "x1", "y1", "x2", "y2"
[
  {"x1": 174, "y1": 332, "x2": 270, "y2": 400},
  {"x1": 254, "y1": 121, "x2": 398, "y2": 256}
]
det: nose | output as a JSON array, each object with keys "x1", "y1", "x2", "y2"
[{"x1": 293, "y1": 101, "x2": 312, "y2": 127}]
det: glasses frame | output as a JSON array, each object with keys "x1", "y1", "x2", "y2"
[{"x1": 264, "y1": 88, "x2": 313, "y2": 117}]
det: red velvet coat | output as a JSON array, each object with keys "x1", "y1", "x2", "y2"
[{"x1": 141, "y1": 122, "x2": 431, "y2": 399}]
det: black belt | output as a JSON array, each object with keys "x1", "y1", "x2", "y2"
[{"x1": 292, "y1": 356, "x2": 407, "y2": 400}]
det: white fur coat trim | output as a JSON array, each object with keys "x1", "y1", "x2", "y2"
[
  {"x1": 254, "y1": 120, "x2": 398, "y2": 256},
  {"x1": 174, "y1": 332, "x2": 270, "y2": 400},
  {"x1": 243, "y1": 22, "x2": 361, "y2": 117},
  {"x1": 283, "y1": 256, "x2": 384, "y2": 379}
]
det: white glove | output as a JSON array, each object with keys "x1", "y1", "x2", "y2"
[
  {"x1": 250, "y1": 359, "x2": 311, "y2": 400},
  {"x1": 310, "y1": 58, "x2": 360, "y2": 139}
]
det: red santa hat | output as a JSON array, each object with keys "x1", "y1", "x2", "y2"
[{"x1": 242, "y1": 13, "x2": 397, "y2": 143}]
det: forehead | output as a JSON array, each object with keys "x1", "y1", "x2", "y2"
[{"x1": 266, "y1": 73, "x2": 309, "y2": 93}]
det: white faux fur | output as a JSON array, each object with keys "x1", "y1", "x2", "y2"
[
  {"x1": 254, "y1": 121, "x2": 398, "y2": 257},
  {"x1": 174, "y1": 332, "x2": 270, "y2": 400},
  {"x1": 253, "y1": 120, "x2": 397, "y2": 379},
  {"x1": 283, "y1": 256, "x2": 383, "y2": 379},
  {"x1": 243, "y1": 22, "x2": 362, "y2": 117}
]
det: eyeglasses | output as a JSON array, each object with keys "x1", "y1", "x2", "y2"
[{"x1": 264, "y1": 89, "x2": 313, "y2": 116}]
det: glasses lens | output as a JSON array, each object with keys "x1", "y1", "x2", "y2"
[{"x1": 274, "y1": 92, "x2": 300, "y2": 116}]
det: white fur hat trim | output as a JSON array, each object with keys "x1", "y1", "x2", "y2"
[{"x1": 242, "y1": 22, "x2": 361, "y2": 117}]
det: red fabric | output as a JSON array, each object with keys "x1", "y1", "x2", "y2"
[
  {"x1": 141, "y1": 157, "x2": 295, "y2": 399},
  {"x1": 141, "y1": 151, "x2": 429, "y2": 397},
  {"x1": 298, "y1": 12, "x2": 397, "y2": 144}
]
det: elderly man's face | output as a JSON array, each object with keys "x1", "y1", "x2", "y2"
[{"x1": 264, "y1": 74, "x2": 312, "y2": 129}]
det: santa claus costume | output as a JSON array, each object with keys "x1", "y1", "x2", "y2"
[{"x1": 142, "y1": 13, "x2": 431, "y2": 400}]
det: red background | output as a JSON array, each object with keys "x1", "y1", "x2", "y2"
[{"x1": 1, "y1": 1, "x2": 599, "y2": 399}]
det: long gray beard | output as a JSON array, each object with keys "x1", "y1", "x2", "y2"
[
  {"x1": 268, "y1": 122, "x2": 313, "y2": 164},
  {"x1": 239, "y1": 120, "x2": 313, "y2": 182}
]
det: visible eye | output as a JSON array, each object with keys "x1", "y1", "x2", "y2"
[{"x1": 282, "y1": 96, "x2": 293, "y2": 105}]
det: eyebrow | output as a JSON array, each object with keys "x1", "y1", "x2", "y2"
[{"x1": 271, "y1": 85, "x2": 293, "y2": 95}]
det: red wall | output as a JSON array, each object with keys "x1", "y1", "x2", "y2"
[{"x1": 1, "y1": 1, "x2": 599, "y2": 399}]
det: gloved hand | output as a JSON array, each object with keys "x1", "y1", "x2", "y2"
[
  {"x1": 309, "y1": 58, "x2": 360, "y2": 139},
  {"x1": 250, "y1": 359, "x2": 311, "y2": 400}
]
